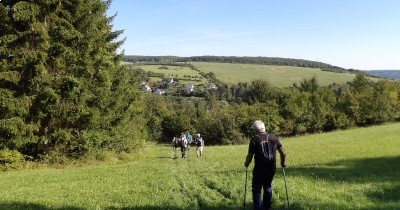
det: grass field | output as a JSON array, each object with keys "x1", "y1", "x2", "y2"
[
  {"x1": 135, "y1": 64, "x2": 207, "y2": 85},
  {"x1": 192, "y1": 62, "x2": 379, "y2": 87},
  {"x1": 1, "y1": 124, "x2": 399, "y2": 209}
]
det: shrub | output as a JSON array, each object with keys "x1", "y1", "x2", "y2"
[{"x1": 0, "y1": 149, "x2": 24, "y2": 171}]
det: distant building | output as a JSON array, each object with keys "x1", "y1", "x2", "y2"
[
  {"x1": 140, "y1": 84, "x2": 152, "y2": 92},
  {"x1": 185, "y1": 84, "x2": 195, "y2": 92},
  {"x1": 154, "y1": 89, "x2": 167, "y2": 95},
  {"x1": 164, "y1": 78, "x2": 174, "y2": 84},
  {"x1": 206, "y1": 83, "x2": 217, "y2": 90}
]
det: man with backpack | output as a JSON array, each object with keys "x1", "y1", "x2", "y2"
[
  {"x1": 172, "y1": 137, "x2": 179, "y2": 158},
  {"x1": 195, "y1": 133, "x2": 204, "y2": 157},
  {"x1": 244, "y1": 120, "x2": 286, "y2": 210},
  {"x1": 180, "y1": 133, "x2": 188, "y2": 158}
]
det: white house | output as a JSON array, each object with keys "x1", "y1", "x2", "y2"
[
  {"x1": 140, "y1": 84, "x2": 151, "y2": 92},
  {"x1": 206, "y1": 83, "x2": 217, "y2": 90},
  {"x1": 164, "y1": 78, "x2": 174, "y2": 84},
  {"x1": 185, "y1": 84, "x2": 195, "y2": 92},
  {"x1": 154, "y1": 89, "x2": 167, "y2": 95}
]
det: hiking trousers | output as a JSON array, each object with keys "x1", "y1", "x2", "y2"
[
  {"x1": 181, "y1": 147, "x2": 187, "y2": 158},
  {"x1": 252, "y1": 167, "x2": 276, "y2": 210}
]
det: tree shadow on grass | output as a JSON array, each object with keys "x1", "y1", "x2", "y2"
[
  {"x1": 0, "y1": 202, "x2": 84, "y2": 210},
  {"x1": 286, "y1": 156, "x2": 400, "y2": 209},
  {"x1": 287, "y1": 156, "x2": 400, "y2": 183},
  {"x1": 366, "y1": 184, "x2": 400, "y2": 202},
  {"x1": 109, "y1": 204, "x2": 253, "y2": 210}
]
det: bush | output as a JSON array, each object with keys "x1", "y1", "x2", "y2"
[{"x1": 0, "y1": 149, "x2": 24, "y2": 171}]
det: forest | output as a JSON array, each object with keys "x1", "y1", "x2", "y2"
[{"x1": 1, "y1": 0, "x2": 399, "y2": 168}]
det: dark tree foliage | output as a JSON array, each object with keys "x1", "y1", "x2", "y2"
[{"x1": 0, "y1": 0, "x2": 146, "y2": 159}]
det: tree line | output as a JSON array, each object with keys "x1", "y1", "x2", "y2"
[{"x1": 144, "y1": 74, "x2": 400, "y2": 145}]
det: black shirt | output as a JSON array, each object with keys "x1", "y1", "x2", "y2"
[{"x1": 248, "y1": 132, "x2": 282, "y2": 170}]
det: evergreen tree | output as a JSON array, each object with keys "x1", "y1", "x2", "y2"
[{"x1": 0, "y1": 0, "x2": 146, "y2": 159}]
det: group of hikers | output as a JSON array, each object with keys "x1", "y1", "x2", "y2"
[{"x1": 172, "y1": 132, "x2": 204, "y2": 158}]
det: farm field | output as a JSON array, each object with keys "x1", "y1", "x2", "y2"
[
  {"x1": 133, "y1": 64, "x2": 207, "y2": 85},
  {"x1": 1, "y1": 123, "x2": 399, "y2": 210},
  {"x1": 192, "y1": 62, "x2": 380, "y2": 87}
]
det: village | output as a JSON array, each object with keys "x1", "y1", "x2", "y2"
[{"x1": 139, "y1": 75, "x2": 218, "y2": 95}]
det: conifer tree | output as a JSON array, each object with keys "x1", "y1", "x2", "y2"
[{"x1": 0, "y1": 0, "x2": 146, "y2": 159}]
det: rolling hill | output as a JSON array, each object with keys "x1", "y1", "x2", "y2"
[
  {"x1": 364, "y1": 70, "x2": 400, "y2": 80},
  {"x1": 192, "y1": 62, "x2": 379, "y2": 87}
]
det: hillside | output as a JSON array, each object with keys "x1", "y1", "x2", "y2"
[
  {"x1": 123, "y1": 55, "x2": 356, "y2": 74},
  {"x1": 128, "y1": 62, "x2": 379, "y2": 89},
  {"x1": 124, "y1": 56, "x2": 382, "y2": 87},
  {"x1": 364, "y1": 70, "x2": 400, "y2": 80},
  {"x1": 192, "y1": 62, "x2": 378, "y2": 87}
]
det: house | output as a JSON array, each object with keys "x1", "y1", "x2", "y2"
[
  {"x1": 154, "y1": 89, "x2": 167, "y2": 95},
  {"x1": 140, "y1": 84, "x2": 151, "y2": 92},
  {"x1": 185, "y1": 84, "x2": 195, "y2": 92},
  {"x1": 164, "y1": 78, "x2": 174, "y2": 84},
  {"x1": 206, "y1": 83, "x2": 217, "y2": 90}
]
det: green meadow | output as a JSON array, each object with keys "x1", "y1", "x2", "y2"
[
  {"x1": 1, "y1": 123, "x2": 399, "y2": 210},
  {"x1": 192, "y1": 62, "x2": 379, "y2": 87},
  {"x1": 129, "y1": 62, "x2": 381, "y2": 87},
  {"x1": 135, "y1": 64, "x2": 207, "y2": 85}
]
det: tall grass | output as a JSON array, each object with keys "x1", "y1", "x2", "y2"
[{"x1": 1, "y1": 123, "x2": 399, "y2": 209}]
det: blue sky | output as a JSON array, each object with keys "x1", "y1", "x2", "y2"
[{"x1": 108, "y1": 0, "x2": 400, "y2": 70}]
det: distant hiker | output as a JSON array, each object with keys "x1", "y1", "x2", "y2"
[
  {"x1": 172, "y1": 137, "x2": 179, "y2": 158},
  {"x1": 180, "y1": 133, "x2": 188, "y2": 158},
  {"x1": 195, "y1": 133, "x2": 204, "y2": 157},
  {"x1": 186, "y1": 132, "x2": 193, "y2": 150},
  {"x1": 244, "y1": 120, "x2": 286, "y2": 210}
]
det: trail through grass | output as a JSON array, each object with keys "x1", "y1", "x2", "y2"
[{"x1": 1, "y1": 124, "x2": 399, "y2": 209}]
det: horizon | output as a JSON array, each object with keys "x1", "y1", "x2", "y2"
[{"x1": 108, "y1": 0, "x2": 400, "y2": 70}]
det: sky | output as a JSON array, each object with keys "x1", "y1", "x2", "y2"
[{"x1": 108, "y1": 0, "x2": 400, "y2": 70}]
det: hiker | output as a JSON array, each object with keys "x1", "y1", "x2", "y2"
[
  {"x1": 244, "y1": 120, "x2": 286, "y2": 210},
  {"x1": 180, "y1": 133, "x2": 188, "y2": 158},
  {"x1": 195, "y1": 133, "x2": 204, "y2": 157},
  {"x1": 172, "y1": 137, "x2": 178, "y2": 150},
  {"x1": 172, "y1": 137, "x2": 179, "y2": 158},
  {"x1": 186, "y1": 132, "x2": 193, "y2": 150}
]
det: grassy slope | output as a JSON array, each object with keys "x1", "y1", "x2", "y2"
[
  {"x1": 192, "y1": 62, "x2": 379, "y2": 87},
  {"x1": 1, "y1": 124, "x2": 399, "y2": 210},
  {"x1": 136, "y1": 64, "x2": 207, "y2": 85}
]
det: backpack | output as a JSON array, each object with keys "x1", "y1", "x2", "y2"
[
  {"x1": 257, "y1": 134, "x2": 276, "y2": 163},
  {"x1": 182, "y1": 139, "x2": 187, "y2": 148},
  {"x1": 196, "y1": 138, "x2": 203, "y2": 147}
]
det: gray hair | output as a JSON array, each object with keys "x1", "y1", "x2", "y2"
[{"x1": 252, "y1": 120, "x2": 266, "y2": 133}]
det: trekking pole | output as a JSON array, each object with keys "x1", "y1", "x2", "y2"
[
  {"x1": 243, "y1": 168, "x2": 248, "y2": 210},
  {"x1": 282, "y1": 167, "x2": 290, "y2": 209}
]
